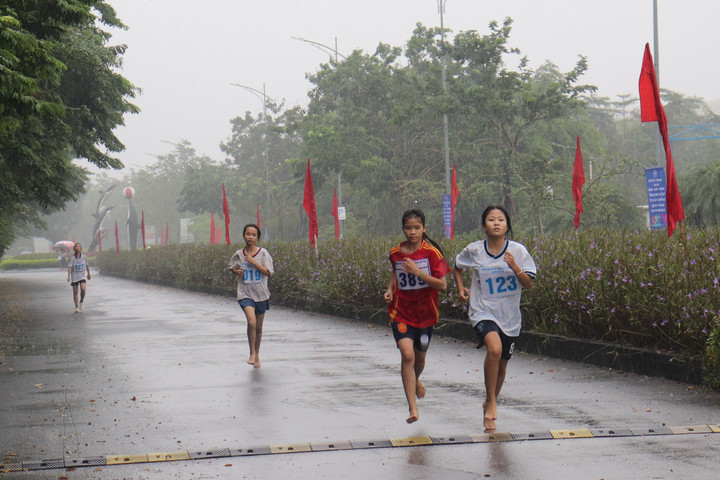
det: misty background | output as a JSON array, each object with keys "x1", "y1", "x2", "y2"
[{"x1": 9, "y1": 0, "x2": 720, "y2": 254}]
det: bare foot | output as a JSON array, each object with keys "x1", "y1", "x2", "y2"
[
  {"x1": 483, "y1": 401, "x2": 498, "y2": 419},
  {"x1": 406, "y1": 412, "x2": 419, "y2": 424},
  {"x1": 484, "y1": 417, "x2": 496, "y2": 432},
  {"x1": 483, "y1": 401, "x2": 497, "y2": 431},
  {"x1": 416, "y1": 380, "x2": 426, "y2": 399},
  {"x1": 247, "y1": 355, "x2": 255, "y2": 366},
  {"x1": 253, "y1": 359, "x2": 261, "y2": 368}
]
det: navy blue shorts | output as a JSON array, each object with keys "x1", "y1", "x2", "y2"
[
  {"x1": 474, "y1": 320, "x2": 516, "y2": 360},
  {"x1": 391, "y1": 322, "x2": 434, "y2": 352},
  {"x1": 238, "y1": 298, "x2": 270, "y2": 315}
]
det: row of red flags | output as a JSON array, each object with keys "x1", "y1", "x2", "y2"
[
  {"x1": 101, "y1": 215, "x2": 168, "y2": 252},
  {"x1": 573, "y1": 43, "x2": 684, "y2": 237},
  {"x1": 305, "y1": 159, "x2": 461, "y2": 246},
  {"x1": 110, "y1": 43, "x2": 681, "y2": 252},
  {"x1": 209, "y1": 158, "x2": 459, "y2": 248}
]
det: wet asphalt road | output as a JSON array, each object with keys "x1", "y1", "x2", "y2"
[{"x1": 1, "y1": 269, "x2": 719, "y2": 479}]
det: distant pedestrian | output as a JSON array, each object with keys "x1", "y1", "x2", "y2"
[
  {"x1": 67, "y1": 243, "x2": 91, "y2": 313},
  {"x1": 384, "y1": 209, "x2": 450, "y2": 423},
  {"x1": 453, "y1": 205, "x2": 536, "y2": 432},
  {"x1": 229, "y1": 224, "x2": 274, "y2": 368},
  {"x1": 57, "y1": 252, "x2": 64, "y2": 270}
]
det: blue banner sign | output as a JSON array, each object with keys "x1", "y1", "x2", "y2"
[
  {"x1": 645, "y1": 167, "x2": 667, "y2": 230},
  {"x1": 442, "y1": 194, "x2": 452, "y2": 238}
]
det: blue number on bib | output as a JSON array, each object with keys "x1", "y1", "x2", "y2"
[
  {"x1": 74, "y1": 264, "x2": 84, "y2": 272},
  {"x1": 242, "y1": 263, "x2": 262, "y2": 284},
  {"x1": 480, "y1": 271, "x2": 519, "y2": 298}
]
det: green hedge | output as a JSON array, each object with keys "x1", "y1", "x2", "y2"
[
  {"x1": 95, "y1": 228, "x2": 720, "y2": 387},
  {"x1": 1, "y1": 253, "x2": 63, "y2": 270}
]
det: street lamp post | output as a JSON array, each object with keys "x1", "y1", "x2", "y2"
[
  {"x1": 229, "y1": 82, "x2": 273, "y2": 237},
  {"x1": 292, "y1": 36, "x2": 347, "y2": 238},
  {"x1": 652, "y1": 0, "x2": 663, "y2": 165},
  {"x1": 438, "y1": 0, "x2": 451, "y2": 194}
]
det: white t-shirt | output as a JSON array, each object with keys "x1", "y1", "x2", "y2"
[
  {"x1": 454, "y1": 239, "x2": 537, "y2": 337},
  {"x1": 229, "y1": 247, "x2": 274, "y2": 302},
  {"x1": 67, "y1": 254, "x2": 90, "y2": 283}
]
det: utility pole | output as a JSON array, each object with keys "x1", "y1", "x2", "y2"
[
  {"x1": 292, "y1": 36, "x2": 348, "y2": 238},
  {"x1": 438, "y1": 0, "x2": 451, "y2": 194},
  {"x1": 653, "y1": 0, "x2": 663, "y2": 165},
  {"x1": 229, "y1": 82, "x2": 273, "y2": 237}
]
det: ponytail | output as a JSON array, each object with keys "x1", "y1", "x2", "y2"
[{"x1": 422, "y1": 233, "x2": 444, "y2": 257}]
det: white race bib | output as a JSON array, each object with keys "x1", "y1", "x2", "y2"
[
  {"x1": 394, "y1": 258, "x2": 430, "y2": 291},
  {"x1": 478, "y1": 266, "x2": 520, "y2": 298},
  {"x1": 241, "y1": 262, "x2": 262, "y2": 284}
]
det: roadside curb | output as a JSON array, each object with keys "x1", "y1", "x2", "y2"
[
  {"x1": 97, "y1": 274, "x2": 705, "y2": 386},
  {"x1": 272, "y1": 294, "x2": 704, "y2": 385}
]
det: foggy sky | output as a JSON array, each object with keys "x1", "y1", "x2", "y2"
[{"x1": 100, "y1": 0, "x2": 720, "y2": 174}]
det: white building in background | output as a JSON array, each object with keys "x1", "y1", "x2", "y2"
[{"x1": 180, "y1": 218, "x2": 195, "y2": 244}]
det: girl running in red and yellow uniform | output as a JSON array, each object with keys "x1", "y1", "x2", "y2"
[{"x1": 384, "y1": 209, "x2": 450, "y2": 423}]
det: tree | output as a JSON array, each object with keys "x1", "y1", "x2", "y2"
[
  {"x1": 449, "y1": 19, "x2": 596, "y2": 234},
  {"x1": 681, "y1": 160, "x2": 720, "y2": 228},
  {"x1": 0, "y1": 1, "x2": 138, "y2": 256},
  {"x1": 221, "y1": 104, "x2": 302, "y2": 240}
]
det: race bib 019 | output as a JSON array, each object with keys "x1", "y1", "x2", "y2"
[{"x1": 242, "y1": 263, "x2": 262, "y2": 284}]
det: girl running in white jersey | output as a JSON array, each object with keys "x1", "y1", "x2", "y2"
[
  {"x1": 67, "y1": 242, "x2": 91, "y2": 313},
  {"x1": 453, "y1": 205, "x2": 536, "y2": 432},
  {"x1": 229, "y1": 224, "x2": 274, "y2": 368}
]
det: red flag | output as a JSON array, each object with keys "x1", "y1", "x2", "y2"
[
  {"x1": 215, "y1": 225, "x2": 222, "y2": 244},
  {"x1": 256, "y1": 203, "x2": 261, "y2": 229},
  {"x1": 210, "y1": 214, "x2": 216, "y2": 245},
  {"x1": 165, "y1": 222, "x2": 169, "y2": 246},
  {"x1": 450, "y1": 165, "x2": 459, "y2": 239},
  {"x1": 222, "y1": 183, "x2": 231, "y2": 245},
  {"x1": 115, "y1": 220, "x2": 120, "y2": 252},
  {"x1": 141, "y1": 211, "x2": 146, "y2": 249},
  {"x1": 303, "y1": 158, "x2": 319, "y2": 248},
  {"x1": 332, "y1": 188, "x2": 339, "y2": 239},
  {"x1": 573, "y1": 136, "x2": 585, "y2": 230},
  {"x1": 639, "y1": 43, "x2": 685, "y2": 237},
  {"x1": 97, "y1": 229, "x2": 102, "y2": 252}
]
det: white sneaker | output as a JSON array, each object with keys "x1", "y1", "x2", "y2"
[
  {"x1": 79, "y1": 303, "x2": 84, "y2": 312},
  {"x1": 74, "y1": 306, "x2": 79, "y2": 313}
]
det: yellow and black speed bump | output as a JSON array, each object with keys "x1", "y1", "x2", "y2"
[
  {"x1": 65, "y1": 456, "x2": 106, "y2": 467},
  {"x1": 471, "y1": 432, "x2": 513, "y2": 442},
  {"x1": 230, "y1": 445, "x2": 272, "y2": 456},
  {"x1": 269, "y1": 443, "x2": 312, "y2": 454},
  {"x1": 188, "y1": 448, "x2": 231, "y2": 460},
  {"x1": 511, "y1": 431, "x2": 553, "y2": 440},
  {"x1": 349, "y1": 439, "x2": 393, "y2": 449},
  {"x1": 310, "y1": 440, "x2": 353, "y2": 452},
  {"x1": 589, "y1": 427, "x2": 633, "y2": 438},
  {"x1": 3, "y1": 424, "x2": 718, "y2": 472},
  {"x1": 629, "y1": 425, "x2": 673, "y2": 436},
  {"x1": 430, "y1": 434, "x2": 473, "y2": 445}
]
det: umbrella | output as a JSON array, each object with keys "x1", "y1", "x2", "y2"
[{"x1": 52, "y1": 241, "x2": 75, "y2": 251}]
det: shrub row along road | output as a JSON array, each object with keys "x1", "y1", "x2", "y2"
[{"x1": 1, "y1": 269, "x2": 719, "y2": 479}]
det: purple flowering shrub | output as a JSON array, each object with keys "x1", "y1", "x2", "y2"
[{"x1": 522, "y1": 228, "x2": 719, "y2": 357}]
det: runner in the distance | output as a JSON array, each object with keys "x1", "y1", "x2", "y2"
[{"x1": 67, "y1": 242, "x2": 91, "y2": 313}]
